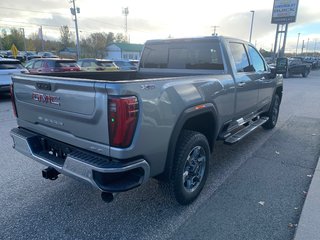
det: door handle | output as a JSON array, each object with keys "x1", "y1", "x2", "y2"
[
  {"x1": 256, "y1": 77, "x2": 266, "y2": 82},
  {"x1": 238, "y1": 82, "x2": 246, "y2": 87}
]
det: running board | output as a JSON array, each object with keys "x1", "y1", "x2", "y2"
[{"x1": 224, "y1": 117, "x2": 269, "y2": 145}]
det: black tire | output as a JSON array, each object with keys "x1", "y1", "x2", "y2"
[
  {"x1": 283, "y1": 72, "x2": 288, "y2": 78},
  {"x1": 170, "y1": 130, "x2": 210, "y2": 205},
  {"x1": 302, "y1": 69, "x2": 309, "y2": 78},
  {"x1": 283, "y1": 70, "x2": 289, "y2": 78},
  {"x1": 262, "y1": 94, "x2": 280, "y2": 129}
]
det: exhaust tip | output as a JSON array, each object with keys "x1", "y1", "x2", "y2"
[{"x1": 101, "y1": 192, "x2": 115, "y2": 203}]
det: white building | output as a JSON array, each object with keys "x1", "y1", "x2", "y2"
[{"x1": 106, "y1": 43, "x2": 144, "y2": 60}]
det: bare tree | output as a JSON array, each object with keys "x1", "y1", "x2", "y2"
[
  {"x1": 60, "y1": 25, "x2": 72, "y2": 49},
  {"x1": 80, "y1": 32, "x2": 116, "y2": 58}
]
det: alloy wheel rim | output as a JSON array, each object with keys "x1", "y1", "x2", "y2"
[{"x1": 182, "y1": 146, "x2": 206, "y2": 193}]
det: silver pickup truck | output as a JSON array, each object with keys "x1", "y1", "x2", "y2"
[{"x1": 10, "y1": 36, "x2": 283, "y2": 205}]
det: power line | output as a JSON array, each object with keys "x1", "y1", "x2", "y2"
[
  {"x1": 0, "y1": 5, "x2": 152, "y2": 34},
  {"x1": 0, "y1": 20, "x2": 135, "y2": 37},
  {"x1": 0, "y1": 5, "x2": 69, "y2": 16},
  {"x1": 0, "y1": 19, "x2": 72, "y2": 30}
]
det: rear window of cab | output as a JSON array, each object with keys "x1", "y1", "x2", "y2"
[{"x1": 140, "y1": 40, "x2": 224, "y2": 70}]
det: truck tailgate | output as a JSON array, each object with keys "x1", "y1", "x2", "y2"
[{"x1": 12, "y1": 74, "x2": 110, "y2": 155}]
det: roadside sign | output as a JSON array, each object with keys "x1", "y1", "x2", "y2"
[
  {"x1": 271, "y1": 0, "x2": 299, "y2": 24},
  {"x1": 11, "y1": 44, "x2": 19, "y2": 58}
]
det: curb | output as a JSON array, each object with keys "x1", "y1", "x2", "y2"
[{"x1": 294, "y1": 156, "x2": 320, "y2": 240}]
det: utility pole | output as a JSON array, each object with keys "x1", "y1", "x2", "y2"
[
  {"x1": 249, "y1": 10, "x2": 255, "y2": 43},
  {"x1": 211, "y1": 26, "x2": 219, "y2": 36},
  {"x1": 122, "y1": 7, "x2": 129, "y2": 42},
  {"x1": 314, "y1": 39, "x2": 318, "y2": 57},
  {"x1": 39, "y1": 26, "x2": 44, "y2": 51},
  {"x1": 20, "y1": 28, "x2": 27, "y2": 56},
  {"x1": 306, "y1": 38, "x2": 309, "y2": 54},
  {"x1": 295, "y1": 33, "x2": 300, "y2": 56},
  {"x1": 70, "y1": 0, "x2": 80, "y2": 60}
]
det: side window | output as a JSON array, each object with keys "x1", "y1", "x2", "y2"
[
  {"x1": 248, "y1": 46, "x2": 266, "y2": 72},
  {"x1": 25, "y1": 61, "x2": 34, "y2": 69},
  {"x1": 43, "y1": 61, "x2": 49, "y2": 68},
  {"x1": 33, "y1": 60, "x2": 42, "y2": 68},
  {"x1": 83, "y1": 62, "x2": 91, "y2": 67},
  {"x1": 140, "y1": 44, "x2": 169, "y2": 68},
  {"x1": 229, "y1": 42, "x2": 250, "y2": 72},
  {"x1": 49, "y1": 61, "x2": 56, "y2": 67}
]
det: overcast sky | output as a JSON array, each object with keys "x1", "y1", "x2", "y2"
[{"x1": 0, "y1": 0, "x2": 319, "y2": 53}]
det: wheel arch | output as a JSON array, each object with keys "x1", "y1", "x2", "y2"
[
  {"x1": 159, "y1": 104, "x2": 219, "y2": 181},
  {"x1": 275, "y1": 85, "x2": 283, "y2": 102}
]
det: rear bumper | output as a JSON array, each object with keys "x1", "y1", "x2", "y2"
[{"x1": 10, "y1": 128, "x2": 150, "y2": 192}]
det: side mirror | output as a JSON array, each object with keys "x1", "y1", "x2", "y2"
[{"x1": 243, "y1": 64, "x2": 255, "y2": 72}]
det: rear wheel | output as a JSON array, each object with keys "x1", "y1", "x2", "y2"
[
  {"x1": 302, "y1": 69, "x2": 309, "y2": 78},
  {"x1": 170, "y1": 130, "x2": 210, "y2": 205},
  {"x1": 262, "y1": 94, "x2": 280, "y2": 129}
]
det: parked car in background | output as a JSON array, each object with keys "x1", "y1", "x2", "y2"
[
  {"x1": 303, "y1": 57, "x2": 319, "y2": 69},
  {"x1": 7, "y1": 53, "x2": 25, "y2": 62},
  {"x1": 77, "y1": 58, "x2": 119, "y2": 71},
  {"x1": 0, "y1": 58, "x2": 28, "y2": 93},
  {"x1": 38, "y1": 52, "x2": 59, "y2": 58},
  {"x1": 25, "y1": 58, "x2": 80, "y2": 74},
  {"x1": 284, "y1": 58, "x2": 311, "y2": 78},
  {"x1": 23, "y1": 51, "x2": 42, "y2": 61},
  {"x1": 113, "y1": 59, "x2": 137, "y2": 70},
  {"x1": 129, "y1": 59, "x2": 140, "y2": 68}
]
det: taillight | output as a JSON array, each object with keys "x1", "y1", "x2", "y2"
[
  {"x1": 108, "y1": 96, "x2": 139, "y2": 148},
  {"x1": 10, "y1": 84, "x2": 18, "y2": 117}
]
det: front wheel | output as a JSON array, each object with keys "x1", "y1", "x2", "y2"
[
  {"x1": 262, "y1": 94, "x2": 281, "y2": 129},
  {"x1": 170, "y1": 130, "x2": 210, "y2": 205}
]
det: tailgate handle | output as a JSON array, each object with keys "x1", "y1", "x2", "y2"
[{"x1": 36, "y1": 82, "x2": 52, "y2": 91}]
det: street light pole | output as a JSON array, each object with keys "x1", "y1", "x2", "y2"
[
  {"x1": 20, "y1": 28, "x2": 27, "y2": 56},
  {"x1": 122, "y1": 7, "x2": 129, "y2": 42},
  {"x1": 249, "y1": 10, "x2": 255, "y2": 43},
  {"x1": 295, "y1": 32, "x2": 300, "y2": 56},
  {"x1": 70, "y1": 0, "x2": 80, "y2": 60},
  {"x1": 306, "y1": 38, "x2": 310, "y2": 54}
]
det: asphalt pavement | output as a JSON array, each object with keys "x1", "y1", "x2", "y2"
[{"x1": 172, "y1": 116, "x2": 320, "y2": 240}]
